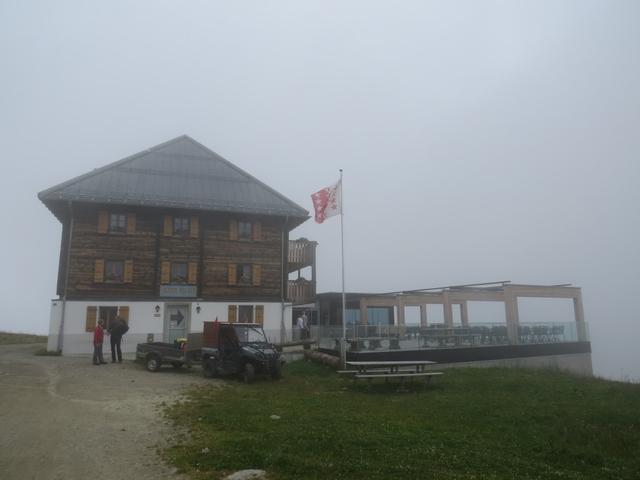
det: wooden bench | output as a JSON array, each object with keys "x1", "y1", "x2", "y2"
[
  {"x1": 337, "y1": 368, "x2": 417, "y2": 375},
  {"x1": 354, "y1": 371, "x2": 444, "y2": 389}
]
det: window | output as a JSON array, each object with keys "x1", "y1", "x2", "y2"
[
  {"x1": 238, "y1": 305, "x2": 254, "y2": 323},
  {"x1": 237, "y1": 264, "x2": 252, "y2": 284},
  {"x1": 238, "y1": 221, "x2": 252, "y2": 240},
  {"x1": 104, "y1": 260, "x2": 124, "y2": 283},
  {"x1": 109, "y1": 213, "x2": 126, "y2": 233},
  {"x1": 173, "y1": 217, "x2": 190, "y2": 236},
  {"x1": 171, "y1": 263, "x2": 188, "y2": 284}
]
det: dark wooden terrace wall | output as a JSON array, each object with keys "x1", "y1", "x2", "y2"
[{"x1": 57, "y1": 204, "x2": 288, "y2": 301}]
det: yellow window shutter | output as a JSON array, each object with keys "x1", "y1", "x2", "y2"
[
  {"x1": 228, "y1": 263, "x2": 237, "y2": 285},
  {"x1": 124, "y1": 260, "x2": 133, "y2": 283},
  {"x1": 228, "y1": 305, "x2": 237, "y2": 323},
  {"x1": 126, "y1": 213, "x2": 136, "y2": 234},
  {"x1": 85, "y1": 306, "x2": 97, "y2": 332},
  {"x1": 255, "y1": 305, "x2": 264, "y2": 325},
  {"x1": 190, "y1": 216, "x2": 199, "y2": 238},
  {"x1": 188, "y1": 262, "x2": 198, "y2": 284},
  {"x1": 118, "y1": 306, "x2": 129, "y2": 323},
  {"x1": 252, "y1": 264, "x2": 262, "y2": 286},
  {"x1": 98, "y1": 210, "x2": 109, "y2": 234},
  {"x1": 94, "y1": 259, "x2": 104, "y2": 283},
  {"x1": 229, "y1": 220, "x2": 238, "y2": 240},
  {"x1": 252, "y1": 221, "x2": 262, "y2": 241},
  {"x1": 163, "y1": 215, "x2": 173, "y2": 236},
  {"x1": 161, "y1": 261, "x2": 171, "y2": 284}
]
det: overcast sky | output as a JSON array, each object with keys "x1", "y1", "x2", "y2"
[{"x1": 1, "y1": 1, "x2": 638, "y2": 381}]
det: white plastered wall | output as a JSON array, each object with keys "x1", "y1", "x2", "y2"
[{"x1": 47, "y1": 300, "x2": 291, "y2": 355}]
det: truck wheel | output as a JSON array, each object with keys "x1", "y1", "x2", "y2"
[
  {"x1": 171, "y1": 362, "x2": 183, "y2": 369},
  {"x1": 202, "y1": 358, "x2": 216, "y2": 378},
  {"x1": 146, "y1": 354, "x2": 161, "y2": 372},
  {"x1": 271, "y1": 362, "x2": 282, "y2": 380},
  {"x1": 243, "y1": 363, "x2": 255, "y2": 384}
]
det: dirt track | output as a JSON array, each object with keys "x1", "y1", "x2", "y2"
[{"x1": 0, "y1": 343, "x2": 215, "y2": 480}]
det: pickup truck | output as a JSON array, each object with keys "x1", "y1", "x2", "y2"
[{"x1": 136, "y1": 333, "x2": 202, "y2": 372}]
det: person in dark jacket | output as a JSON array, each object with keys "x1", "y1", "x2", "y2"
[
  {"x1": 108, "y1": 316, "x2": 129, "y2": 363},
  {"x1": 93, "y1": 319, "x2": 106, "y2": 365}
]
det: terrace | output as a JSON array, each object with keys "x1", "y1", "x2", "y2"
[{"x1": 314, "y1": 282, "x2": 591, "y2": 365}]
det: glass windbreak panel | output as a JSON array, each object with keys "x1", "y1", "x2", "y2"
[
  {"x1": 368, "y1": 307, "x2": 393, "y2": 326},
  {"x1": 234, "y1": 325, "x2": 267, "y2": 344},
  {"x1": 345, "y1": 309, "x2": 360, "y2": 326}
]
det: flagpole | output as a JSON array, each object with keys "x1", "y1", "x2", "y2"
[{"x1": 340, "y1": 169, "x2": 346, "y2": 369}]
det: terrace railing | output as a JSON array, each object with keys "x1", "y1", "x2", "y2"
[{"x1": 313, "y1": 322, "x2": 586, "y2": 352}]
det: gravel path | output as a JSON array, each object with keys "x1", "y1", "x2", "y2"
[{"x1": 0, "y1": 343, "x2": 216, "y2": 480}]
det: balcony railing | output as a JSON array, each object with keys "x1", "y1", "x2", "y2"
[
  {"x1": 288, "y1": 278, "x2": 315, "y2": 305},
  {"x1": 288, "y1": 238, "x2": 316, "y2": 272}
]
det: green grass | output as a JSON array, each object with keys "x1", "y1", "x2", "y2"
[
  {"x1": 163, "y1": 361, "x2": 640, "y2": 480},
  {"x1": 0, "y1": 331, "x2": 46, "y2": 345}
]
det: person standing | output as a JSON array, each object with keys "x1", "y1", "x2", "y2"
[
  {"x1": 108, "y1": 315, "x2": 128, "y2": 363},
  {"x1": 296, "y1": 313, "x2": 305, "y2": 340},
  {"x1": 93, "y1": 319, "x2": 106, "y2": 365}
]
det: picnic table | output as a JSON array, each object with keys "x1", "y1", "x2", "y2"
[{"x1": 341, "y1": 360, "x2": 443, "y2": 390}]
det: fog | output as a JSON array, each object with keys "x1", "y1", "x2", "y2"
[{"x1": 1, "y1": 1, "x2": 638, "y2": 380}]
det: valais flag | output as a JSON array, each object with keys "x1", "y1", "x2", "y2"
[{"x1": 311, "y1": 181, "x2": 341, "y2": 223}]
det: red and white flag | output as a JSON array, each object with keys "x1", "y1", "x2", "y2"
[{"x1": 311, "y1": 181, "x2": 341, "y2": 224}]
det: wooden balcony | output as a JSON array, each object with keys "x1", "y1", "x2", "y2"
[
  {"x1": 288, "y1": 238, "x2": 317, "y2": 273},
  {"x1": 288, "y1": 278, "x2": 316, "y2": 305}
]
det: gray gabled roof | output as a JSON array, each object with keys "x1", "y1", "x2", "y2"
[{"x1": 38, "y1": 135, "x2": 309, "y2": 224}]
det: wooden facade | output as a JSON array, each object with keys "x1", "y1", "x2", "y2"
[{"x1": 57, "y1": 204, "x2": 290, "y2": 302}]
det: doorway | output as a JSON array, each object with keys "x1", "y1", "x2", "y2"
[{"x1": 164, "y1": 304, "x2": 190, "y2": 343}]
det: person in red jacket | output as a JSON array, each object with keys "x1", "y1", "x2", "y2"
[{"x1": 93, "y1": 319, "x2": 106, "y2": 365}]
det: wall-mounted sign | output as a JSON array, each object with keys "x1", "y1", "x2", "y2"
[{"x1": 160, "y1": 285, "x2": 197, "y2": 298}]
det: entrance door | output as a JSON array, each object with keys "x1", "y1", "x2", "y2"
[{"x1": 165, "y1": 304, "x2": 190, "y2": 343}]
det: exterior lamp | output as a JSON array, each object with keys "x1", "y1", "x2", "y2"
[
  {"x1": 196, "y1": 304, "x2": 201, "y2": 314},
  {"x1": 154, "y1": 305, "x2": 160, "y2": 313}
]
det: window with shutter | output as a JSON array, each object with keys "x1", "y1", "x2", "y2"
[
  {"x1": 252, "y1": 222, "x2": 262, "y2": 241},
  {"x1": 228, "y1": 264, "x2": 237, "y2": 285},
  {"x1": 228, "y1": 305, "x2": 237, "y2": 323},
  {"x1": 118, "y1": 306, "x2": 129, "y2": 323},
  {"x1": 190, "y1": 216, "x2": 199, "y2": 238},
  {"x1": 124, "y1": 260, "x2": 133, "y2": 283},
  {"x1": 85, "y1": 306, "x2": 97, "y2": 332},
  {"x1": 173, "y1": 217, "x2": 189, "y2": 236},
  {"x1": 161, "y1": 262, "x2": 171, "y2": 284},
  {"x1": 104, "y1": 260, "x2": 124, "y2": 283},
  {"x1": 188, "y1": 262, "x2": 198, "y2": 284},
  {"x1": 126, "y1": 214, "x2": 136, "y2": 234},
  {"x1": 98, "y1": 210, "x2": 109, "y2": 234},
  {"x1": 94, "y1": 260, "x2": 105, "y2": 283},
  {"x1": 255, "y1": 305, "x2": 264, "y2": 325},
  {"x1": 229, "y1": 220, "x2": 238, "y2": 240},
  {"x1": 238, "y1": 221, "x2": 252, "y2": 241},
  {"x1": 252, "y1": 265, "x2": 262, "y2": 286},
  {"x1": 163, "y1": 216, "x2": 173, "y2": 236},
  {"x1": 109, "y1": 213, "x2": 126, "y2": 234}
]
